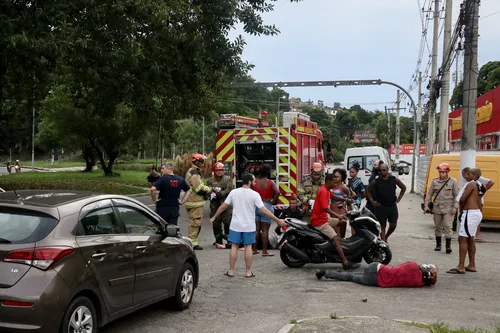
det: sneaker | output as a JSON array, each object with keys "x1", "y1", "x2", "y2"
[
  {"x1": 193, "y1": 245, "x2": 203, "y2": 250},
  {"x1": 315, "y1": 269, "x2": 326, "y2": 280},
  {"x1": 343, "y1": 262, "x2": 360, "y2": 270}
]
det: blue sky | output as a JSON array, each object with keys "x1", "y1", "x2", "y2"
[{"x1": 231, "y1": 0, "x2": 500, "y2": 117}]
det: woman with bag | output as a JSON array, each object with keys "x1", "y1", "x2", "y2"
[{"x1": 423, "y1": 163, "x2": 460, "y2": 253}]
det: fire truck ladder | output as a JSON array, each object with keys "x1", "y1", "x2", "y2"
[{"x1": 277, "y1": 129, "x2": 291, "y2": 190}]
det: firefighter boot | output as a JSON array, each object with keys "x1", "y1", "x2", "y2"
[
  {"x1": 434, "y1": 237, "x2": 442, "y2": 251},
  {"x1": 446, "y1": 238, "x2": 452, "y2": 254}
]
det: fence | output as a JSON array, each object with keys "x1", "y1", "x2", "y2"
[{"x1": 415, "y1": 156, "x2": 430, "y2": 197}]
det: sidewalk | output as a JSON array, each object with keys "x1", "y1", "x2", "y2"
[{"x1": 278, "y1": 316, "x2": 429, "y2": 333}]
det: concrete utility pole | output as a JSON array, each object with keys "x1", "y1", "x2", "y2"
[
  {"x1": 411, "y1": 71, "x2": 423, "y2": 193},
  {"x1": 426, "y1": 0, "x2": 441, "y2": 156},
  {"x1": 439, "y1": 0, "x2": 454, "y2": 153},
  {"x1": 202, "y1": 116, "x2": 205, "y2": 156},
  {"x1": 459, "y1": 0, "x2": 480, "y2": 188},
  {"x1": 395, "y1": 90, "x2": 401, "y2": 163},
  {"x1": 385, "y1": 106, "x2": 391, "y2": 131}
]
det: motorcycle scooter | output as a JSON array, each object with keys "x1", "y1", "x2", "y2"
[{"x1": 277, "y1": 203, "x2": 392, "y2": 268}]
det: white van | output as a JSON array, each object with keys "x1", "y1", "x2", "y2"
[{"x1": 343, "y1": 146, "x2": 391, "y2": 186}]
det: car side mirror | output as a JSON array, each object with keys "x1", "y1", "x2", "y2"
[{"x1": 166, "y1": 224, "x2": 179, "y2": 237}]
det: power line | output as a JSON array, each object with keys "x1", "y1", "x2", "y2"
[{"x1": 481, "y1": 9, "x2": 500, "y2": 20}]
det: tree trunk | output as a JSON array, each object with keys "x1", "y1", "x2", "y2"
[
  {"x1": 81, "y1": 145, "x2": 96, "y2": 172},
  {"x1": 88, "y1": 137, "x2": 118, "y2": 176}
]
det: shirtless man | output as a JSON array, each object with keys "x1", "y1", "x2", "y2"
[{"x1": 447, "y1": 168, "x2": 484, "y2": 274}]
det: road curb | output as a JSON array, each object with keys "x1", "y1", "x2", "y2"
[{"x1": 277, "y1": 315, "x2": 430, "y2": 333}]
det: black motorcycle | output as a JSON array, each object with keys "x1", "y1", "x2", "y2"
[{"x1": 277, "y1": 204, "x2": 392, "y2": 268}]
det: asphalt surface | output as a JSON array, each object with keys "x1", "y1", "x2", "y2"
[{"x1": 99, "y1": 175, "x2": 500, "y2": 333}]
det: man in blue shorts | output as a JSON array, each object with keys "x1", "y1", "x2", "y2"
[{"x1": 210, "y1": 173, "x2": 285, "y2": 278}]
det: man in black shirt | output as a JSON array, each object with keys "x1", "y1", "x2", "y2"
[
  {"x1": 366, "y1": 163, "x2": 406, "y2": 242},
  {"x1": 151, "y1": 163, "x2": 192, "y2": 226},
  {"x1": 276, "y1": 196, "x2": 304, "y2": 236}
]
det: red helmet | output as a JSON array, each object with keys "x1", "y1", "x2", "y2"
[
  {"x1": 311, "y1": 162, "x2": 323, "y2": 173},
  {"x1": 437, "y1": 163, "x2": 450, "y2": 172},
  {"x1": 192, "y1": 153, "x2": 206, "y2": 164},
  {"x1": 213, "y1": 162, "x2": 224, "y2": 171}
]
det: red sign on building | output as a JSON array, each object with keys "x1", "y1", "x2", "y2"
[
  {"x1": 449, "y1": 86, "x2": 500, "y2": 150},
  {"x1": 390, "y1": 144, "x2": 426, "y2": 155}
]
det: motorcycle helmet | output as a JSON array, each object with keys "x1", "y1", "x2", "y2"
[{"x1": 419, "y1": 264, "x2": 438, "y2": 286}]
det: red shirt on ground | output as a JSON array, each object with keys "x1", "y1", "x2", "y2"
[
  {"x1": 310, "y1": 186, "x2": 331, "y2": 227},
  {"x1": 377, "y1": 262, "x2": 425, "y2": 288}
]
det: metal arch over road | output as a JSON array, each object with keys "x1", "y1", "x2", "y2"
[{"x1": 229, "y1": 79, "x2": 420, "y2": 193}]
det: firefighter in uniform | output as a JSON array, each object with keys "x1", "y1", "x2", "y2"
[
  {"x1": 207, "y1": 162, "x2": 233, "y2": 249},
  {"x1": 424, "y1": 163, "x2": 459, "y2": 254},
  {"x1": 185, "y1": 154, "x2": 212, "y2": 250},
  {"x1": 297, "y1": 162, "x2": 325, "y2": 222}
]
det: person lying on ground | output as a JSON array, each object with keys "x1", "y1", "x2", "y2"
[{"x1": 315, "y1": 261, "x2": 437, "y2": 288}]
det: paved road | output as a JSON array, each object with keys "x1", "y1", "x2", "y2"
[{"x1": 100, "y1": 181, "x2": 500, "y2": 333}]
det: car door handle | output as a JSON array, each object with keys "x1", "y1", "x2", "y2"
[
  {"x1": 136, "y1": 246, "x2": 147, "y2": 250},
  {"x1": 92, "y1": 252, "x2": 107, "y2": 258}
]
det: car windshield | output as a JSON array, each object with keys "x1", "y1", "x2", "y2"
[{"x1": 0, "y1": 209, "x2": 58, "y2": 244}]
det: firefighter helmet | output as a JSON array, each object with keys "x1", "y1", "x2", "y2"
[
  {"x1": 213, "y1": 162, "x2": 224, "y2": 171},
  {"x1": 311, "y1": 162, "x2": 323, "y2": 173},
  {"x1": 192, "y1": 153, "x2": 206, "y2": 164},
  {"x1": 437, "y1": 163, "x2": 450, "y2": 172}
]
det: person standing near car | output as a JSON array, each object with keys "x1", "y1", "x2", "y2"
[
  {"x1": 207, "y1": 162, "x2": 233, "y2": 249},
  {"x1": 348, "y1": 162, "x2": 365, "y2": 207},
  {"x1": 424, "y1": 163, "x2": 459, "y2": 253},
  {"x1": 185, "y1": 154, "x2": 212, "y2": 250},
  {"x1": 209, "y1": 173, "x2": 285, "y2": 278},
  {"x1": 147, "y1": 165, "x2": 161, "y2": 205},
  {"x1": 150, "y1": 163, "x2": 191, "y2": 226},
  {"x1": 366, "y1": 163, "x2": 406, "y2": 243}
]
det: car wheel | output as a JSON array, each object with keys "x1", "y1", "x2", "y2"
[
  {"x1": 60, "y1": 296, "x2": 97, "y2": 333},
  {"x1": 171, "y1": 262, "x2": 195, "y2": 311}
]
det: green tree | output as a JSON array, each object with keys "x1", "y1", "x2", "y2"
[
  {"x1": 6, "y1": 0, "x2": 302, "y2": 173},
  {"x1": 449, "y1": 61, "x2": 500, "y2": 110}
]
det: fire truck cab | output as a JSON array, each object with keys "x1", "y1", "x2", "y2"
[{"x1": 214, "y1": 112, "x2": 325, "y2": 207}]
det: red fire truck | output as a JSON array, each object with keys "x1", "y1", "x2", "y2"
[{"x1": 214, "y1": 112, "x2": 325, "y2": 207}]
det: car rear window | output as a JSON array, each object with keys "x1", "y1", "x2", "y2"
[
  {"x1": 347, "y1": 155, "x2": 380, "y2": 170},
  {"x1": 0, "y1": 208, "x2": 58, "y2": 244}
]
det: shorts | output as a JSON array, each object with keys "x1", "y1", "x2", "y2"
[
  {"x1": 375, "y1": 204, "x2": 399, "y2": 225},
  {"x1": 228, "y1": 229, "x2": 256, "y2": 245},
  {"x1": 156, "y1": 205, "x2": 180, "y2": 226},
  {"x1": 459, "y1": 209, "x2": 482, "y2": 238},
  {"x1": 255, "y1": 201, "x2": 274, "y2": 224},
  {"x1": 314, "y1": 218, "x2": 341, "y2": 240}
]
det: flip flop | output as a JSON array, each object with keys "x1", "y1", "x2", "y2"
[
  {"x1": 465, "y1": 267, "x2": 477, "y2": 272},
  {"x1": 446, "y1": 268, "x2": 466, "y2": 274},
  {"x1": 224, "y1": 271, "x2": 235, "y2": 278},
  {"x1": 262, "y1": 253, "x2": 275, "y2": 257},
  {"x1": 245, "y1": 272, "x2": 255, "y2": 278}
]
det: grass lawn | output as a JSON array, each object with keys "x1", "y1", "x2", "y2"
[
  {"x1": 404, "y1": 322, "x2": 500, "y2": 333},
  {"x1": 0, "y1": 170, "x2": 149, "y2": 195}
]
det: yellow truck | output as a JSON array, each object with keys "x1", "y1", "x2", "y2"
[{"x1": 423, "y1": 153, "x2": 500, "y2": 224}]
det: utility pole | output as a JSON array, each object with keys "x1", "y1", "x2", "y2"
[
  {"x1": 395, "y1": 90, "x2": 401, "y2": 163},
  {"x1": 439, "y1": 0, "x2": 453, "y2": 153},
  {"x1": 384, "y1": 106, "x2": 391, "y2": 131},
  {"x1": 411, "y1": 72, "x2": 423, "y2": 193},
  {"x1": 459, "y1": 0, "x2": 480, "y2": 188},
  {"x1": 426, "y1": 0, "x2": 440, "y2": 156},
  {"x1": 202, "y1": 116, "x2": 205, "y2": 156}
]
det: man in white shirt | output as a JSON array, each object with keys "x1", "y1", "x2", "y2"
[{"x1": 210, "y1": 173, "x2": 285, "y2": 278}]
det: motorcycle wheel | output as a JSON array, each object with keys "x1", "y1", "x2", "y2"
[
  {"x1": 363, "y1": 245, "x2": 392, "y2": 265},
  {"x1": 279, "y1": 246, "x2": 306, "y2": 268}
]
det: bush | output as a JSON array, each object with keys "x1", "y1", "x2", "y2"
[{"x1": 0, "y1": 178, "x2": 147, "y2": 195}]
